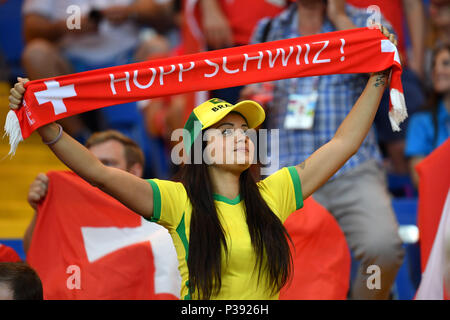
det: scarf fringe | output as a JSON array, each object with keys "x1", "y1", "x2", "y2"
[
  {"x1": 4, "y1": 110, "x2": 24, "y2": 156},
  {"x1": 388, "y1": 88, "x2": 408, "y2": 132}
]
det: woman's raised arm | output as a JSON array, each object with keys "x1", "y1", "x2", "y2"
[
  {"x1": 295, "y1": 26, "x2": 397, "y2": 200},
  {"x1": 9, "y1": 79, "x2": 154, "y2": 220}
]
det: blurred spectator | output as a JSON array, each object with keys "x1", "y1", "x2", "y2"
[
  {"x1": 249, "y1": 0, "x2": 404, "y2": 299},
  {"x1": 348, "y1": 0, "x2": 425, "y2": 77},
  {"x1": 425, "y1": 0, "x2": 450, "y2": 86},
  {"x1": 170, "y1": 0, "x2": 289, "y2": 157},
  {"x1": 136, "y1": 28, "x2": 200, "y2": 176},
  {"x1": 21, "y1": 0, "x2": 173, "y2": 136},
  {"x1": 135, "y1": 34, "x2": 183, "y2": 178},
  {"x1": 348, "y1": 0, "x2": 426, "y2": 180},
  {"x1": 21, "y1": 0, "x2": 173, "y2": 72},
  {"x1": 198, "y1": 0, "x2": 287, "y2": 50},
  {"x1": 23, "y1": 130, "x2": 145, "y2": 253},
  {"x1": 429, "y1": 0, "x2": 450, "y2": 46},
  {"x1": 21, "y1": 0, "x2": 175, "y2": 178},
  {"x1": 197, "y1": 0, "x2": 288, "y2": 103},
  {"x1": 405, "y1": 44, "x2": 450, "y2": 187},
  {"x1": 0, "y1": 262, "x2": 43, "y2": 300},
  {"x1": 141, "y1": 94, "x2": 189, "y2": 146}
]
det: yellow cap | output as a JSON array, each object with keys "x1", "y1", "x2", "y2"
[{"x1": 183, "y1": 98, "x2": 265, "y2": 154}]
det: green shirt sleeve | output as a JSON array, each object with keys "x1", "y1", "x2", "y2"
[
  {"x1": 146, "y1": 179, "x2": 187, "y2": 231},
  {"x1": 257, "y1": 166, "x2": 303, "y2": 223}
]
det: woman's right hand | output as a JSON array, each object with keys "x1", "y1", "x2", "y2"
[
  {"x1": 9, "y1": 77, "x2": 60, "y2": 141},
  {"x1": 9, "y1": 77, "x2": 29, "y2": 110}
]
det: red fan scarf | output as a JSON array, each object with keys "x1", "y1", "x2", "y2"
[{"x1": 4, "y1": 27, "x2": 406, "y2": 155}]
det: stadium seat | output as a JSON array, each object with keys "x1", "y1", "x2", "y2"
[{"x1": 391, "y1": 197, "x2": 421, "y2": 300}]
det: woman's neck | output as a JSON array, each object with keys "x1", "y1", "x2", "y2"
[
  {"x1": 297, "y1": 2, "x2": 325, "y2": 36},
  {"x1": 207, "y1": 166, "x2": 241, "y2": 200}
]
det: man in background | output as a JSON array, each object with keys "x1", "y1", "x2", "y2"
[
  {"x1": 0, "y1": 262, "x2": 43, "y2": 300},
  {"x1": 23, "y1": 130, "x2": 145, "y2": 253}
]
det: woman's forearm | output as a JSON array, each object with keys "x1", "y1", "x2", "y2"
[
  {"x1": 295, "y1": 70, "x2": 390, "y2": 199},
  {"x1": 333, "y1": 70, "x2": 389, "y2": 153},
  {"x1": 37, "y1": 123, "x2": 108, "y2": 187},
  {"x1": 36, "y1": 123, "x2": 154, "y2": 218}
]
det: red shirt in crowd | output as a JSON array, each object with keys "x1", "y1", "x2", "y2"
[{"x1": 218, "y1": 0, "x2": 287, "y2": 45}]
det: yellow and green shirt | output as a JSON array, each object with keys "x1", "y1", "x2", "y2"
[{"x1": 146, "y1": 166, "x2": 303, "y2": 300}]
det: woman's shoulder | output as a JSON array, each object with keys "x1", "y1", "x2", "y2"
[
  {"x1": 256, "y1": 167, "x2": 291, "y2": 186},
  {"x1": 146, "y1": 178, "x2": 188, "y2": 198}
]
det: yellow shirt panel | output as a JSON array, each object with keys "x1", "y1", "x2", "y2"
[
  {"x1": 257, "y1": 166, "x2": 303, "y2": 223},
  {"x1": 145, "y1": 166, "x2": 303, "y2": 300}
]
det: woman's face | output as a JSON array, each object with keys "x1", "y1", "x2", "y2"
[
  {"x1": 203, "y1": 112, "x2": 255, "y2": 172},
  {"x1": 433, "y1": 48, "x2": 450, "y2": 94}
]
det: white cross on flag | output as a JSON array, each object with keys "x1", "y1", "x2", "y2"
[
  {"x1": 34, "y1": 80, "x2": 77, "y2": 115},
  {"x1": 26, "y1": 171, "x2": 181, "y2": 300}
]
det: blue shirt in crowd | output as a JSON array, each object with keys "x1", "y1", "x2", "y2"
[{"x1": 405, "y1": 100, "x2": 450, "y2": 157}]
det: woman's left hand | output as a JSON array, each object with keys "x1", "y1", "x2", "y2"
[
  {"x1": 369, "y1": 24, "x2": 397, "y2": 84},
  {"x1": 377, "y1": 24, "x2": 398, "y2": 46}
]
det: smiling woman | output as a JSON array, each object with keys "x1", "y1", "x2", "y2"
[
  {"x1": 165, "y1": 99, "x2": 297, "y2": 299},
  {"x1": 7, "y1": 25, "x2": 397, "y2": 300},
  {"x1": 203, "y1": 113, "x2": 254, "y2": 167},
  {"x1": 405, "y1": 44, "x2": 450, "y2": 187}
]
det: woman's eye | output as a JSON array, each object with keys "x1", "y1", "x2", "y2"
[{"x1": 222, "y1": 128, "x2": 233, "y2": 136}]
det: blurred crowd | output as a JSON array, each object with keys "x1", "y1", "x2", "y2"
[
  {"x1": 0, "y1": 0, "x2": 448, "y2": 189},
  {"x1": 0, "y1": 0, "x2": 449, "y2": 300}
]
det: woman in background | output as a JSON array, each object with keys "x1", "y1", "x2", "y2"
[{"x1": 405, "y1": 44, "x2": 450, "y2": 187}]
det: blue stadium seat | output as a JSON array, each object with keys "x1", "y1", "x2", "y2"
[
  {"x1": 392, "y1": 197, "x2": 418, "y2": 226},
  {"x1": 387, "y1": 173, "x2": 417, "y2": 198},
  {"x1": 0, "y1": 0, "x2": 25, "y2": 81},
  {"x1": 391, "y1": 197, "x2": 421, "y2": 300},
  {"x1": 0, "y1": 239, "x2": 26, "y2": 261}
]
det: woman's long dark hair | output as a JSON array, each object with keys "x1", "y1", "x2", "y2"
[{"x1": 174, "y1": 128, "x2": 293, "y2": 299}]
